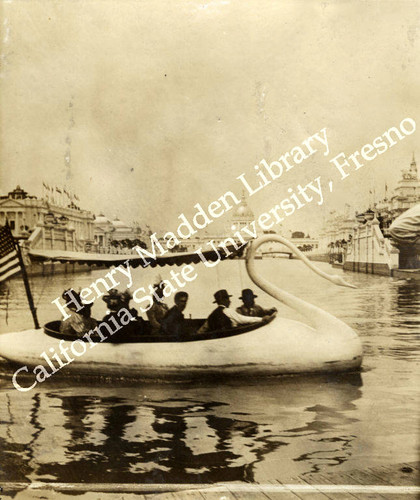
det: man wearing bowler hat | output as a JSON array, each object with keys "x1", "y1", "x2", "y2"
[
  {"x1": 198, "y1": 289, "x2": 275, "y2": 333},
  {"x1": 236, "y1": 288, "x2": 277, "y2": 318}
]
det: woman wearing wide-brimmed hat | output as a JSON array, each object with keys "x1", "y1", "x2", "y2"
[{"x1": 59, "y1": 289, "x2": 98, "y2": 337}]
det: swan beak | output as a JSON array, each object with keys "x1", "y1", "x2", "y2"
[
  {"x1": 343, "y1": 281, "x2": 357, "y2": 289},
  {"x1": 333, "y1": 275, "x2": 357, "y2": 289}
]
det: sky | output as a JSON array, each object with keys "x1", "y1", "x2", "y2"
[{"x1": 1, "y1": 0, "x2": 419, "y2": 235}]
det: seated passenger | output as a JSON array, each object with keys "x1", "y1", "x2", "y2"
[
  {"x1": 236, "y1": 288, "x2": 277, "y2": 317},
  {"x1": 161, "y1": 291, "x2": 188, "y2": 337},
  {"x1": 146, "y1": 281, "x2": 169, "y2": 334},
  {"x1": 102, "y1": 289, "x2": 144, "y2": 336},
  {"x1": 102, "y1": 289, "x2": 121, "y2": 321},
  {"x1": 120, "y1": 291, "x2": 137, "y2": 317},
  {"x1": 198, "y1": 289, "x2": 275, "y2": 333},
  {"x1": 60, "y1": 289, "x2": 98, "y2": 338}
]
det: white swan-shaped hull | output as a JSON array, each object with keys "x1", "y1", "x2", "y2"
[
  {"x1": 0, "y1": 316, "x2": 362, "y2": 379},
  {"x1": 0, "y1": 235, "x2": 364, "y2": 380}
]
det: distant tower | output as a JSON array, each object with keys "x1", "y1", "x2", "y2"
[
  {"x1": 409, "y1": 152, "x2": 417, "y2": 177},
  {"x1": 229, "y1": 193, "x2": 255, "y2": 235},
  {"x1": 389, "y1": 153, "x2": 420, "y2": 218},
  {"x1": 394, "y1": 153, "x2": 420, "y2": 196}
]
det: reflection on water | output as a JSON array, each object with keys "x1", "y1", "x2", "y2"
[
  {"x1": 0, "y1": 260, "x2": 419, "y2": 485},
  {"x1": 0, "y1": 374, "x2": 362, "y2": 484}
]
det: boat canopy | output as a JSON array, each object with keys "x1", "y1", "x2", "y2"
[{"x1": 28, "y1": 242, "x2": 247, "y2": 268}]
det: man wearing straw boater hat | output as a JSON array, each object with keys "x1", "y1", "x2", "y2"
[
  {"x1": 198, "y1": 289, "x2": 275, "y2": 333},
  {"x1": 236, "y1": 288, "x2": 277, "y2": 318}
]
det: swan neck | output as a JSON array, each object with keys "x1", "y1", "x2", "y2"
[{"x1": 245, "y1": 235, "x2": 346, "y2": 330}]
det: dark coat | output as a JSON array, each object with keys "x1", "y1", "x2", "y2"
[{"x1": 207, "y1": 306, "x2": 232, "y2": 331}]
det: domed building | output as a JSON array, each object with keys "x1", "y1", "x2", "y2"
[
  {"x1": 93, "y1": 214, "x2": 114, "y2": 250},
  {"x1": 93, "y1": 214, "x2": 144, "y2": 251},
  {"x1": 111, "y1": 217, "x2": 134, "y2": 241},
  {"x1": 229, "y1": 194, "x2": 257, "y2": 236}
]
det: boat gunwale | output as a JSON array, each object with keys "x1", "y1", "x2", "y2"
[{"x1": 43, "y1": 319, "x2": 268, "y2": 344}]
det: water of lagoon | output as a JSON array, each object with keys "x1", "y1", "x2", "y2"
[{"x1": 0, "y1": 258, "x2": 418, "y2": 485}]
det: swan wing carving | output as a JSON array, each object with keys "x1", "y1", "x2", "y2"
[{"x1": 246, "y1": 235, "x2": 358, "y2": 337}]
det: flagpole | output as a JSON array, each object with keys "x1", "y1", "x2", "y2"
[{"x1": 12, "y1": 231, "x2": 40, "y2": 329}]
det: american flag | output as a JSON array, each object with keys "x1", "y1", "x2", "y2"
[{"x1": 0, "y1": 224, "x2": 21, "y2": 282}]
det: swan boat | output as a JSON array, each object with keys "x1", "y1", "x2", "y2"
[{"x1": 0, "y1": 236, "x2": 363, "y2": 379}]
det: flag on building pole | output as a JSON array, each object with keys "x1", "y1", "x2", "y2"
[
  {"x1": 0, "y1": 223, "x2": 40, "y2": 328},
  {"x1": 43, "y1": 182, "x2": 51, "y2": 202},
  {"x1": 63, "y1": 188, "x2": 70, "y2": 207},
  {"x1": 48, "y1": 185, "x2": 55, "y2": 205},
  {"x1": 56, "y1": 187, "x2": 63, "y2": 207}
]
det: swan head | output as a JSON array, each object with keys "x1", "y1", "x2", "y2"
[{"x1": 330, "y1": 275, "x2": 357, "y2": 289}]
